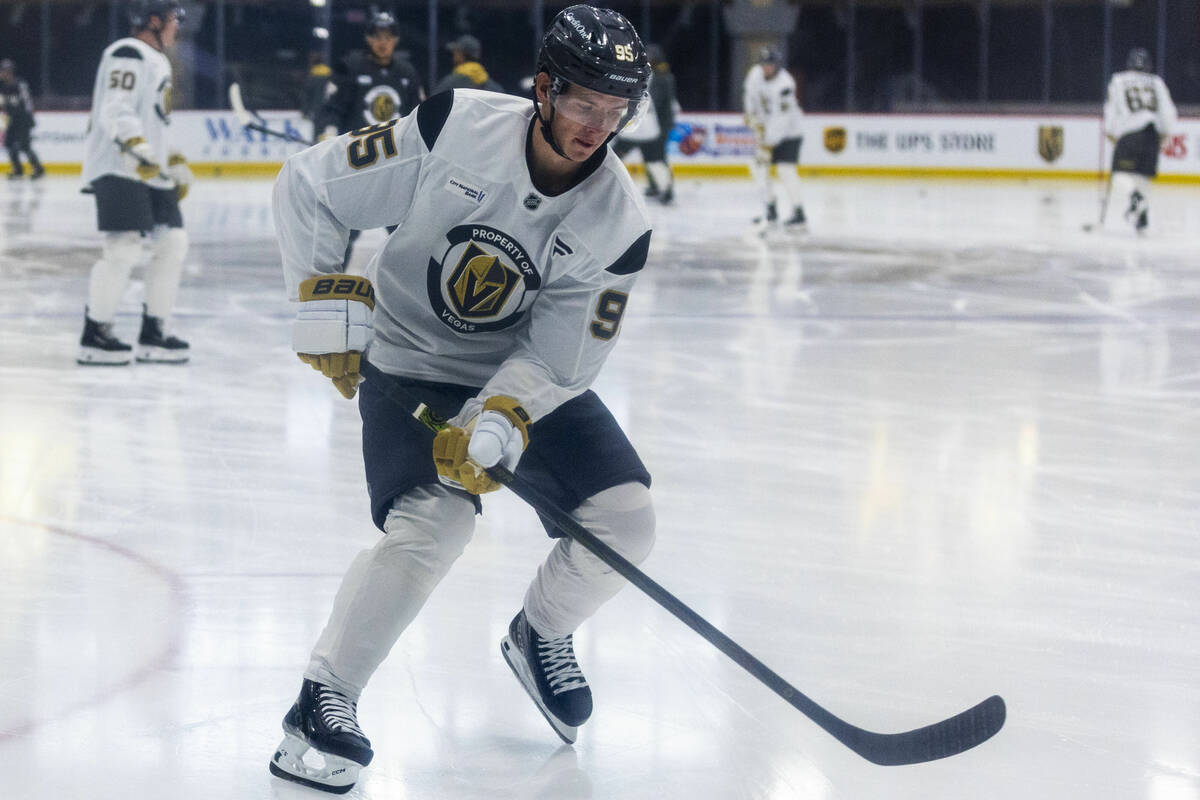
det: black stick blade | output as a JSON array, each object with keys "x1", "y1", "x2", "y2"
[{"x1": 845, "y1": 694, "x2": 1006, "y2": 766}]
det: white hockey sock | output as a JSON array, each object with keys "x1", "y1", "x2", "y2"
[
  {"x1": 143, "y1": 226, "x2": 188, "y2": 319},
  {"x1": 646, "y1": 161, "x2": 672, "y2": 191},
  {"x1": 306, "y1": 485, "x2": 475, "y2": 696},
  {"x1": 749, "y1": 160, "x2": 771, "y2": 206},
  {"x1": 524, "y1": 482, "x2": 655, "y2": 640},
  {"x1": 86, "y1": 231, "x2": 144, "y2": 322},
  {"x1": 1104, "y1": 171, "x2": 1151, "y2": 233},
  {"x1": 777, "y1": 162, "x2": 803, "y2": 214}
]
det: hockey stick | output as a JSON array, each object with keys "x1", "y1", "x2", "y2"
[
  {"x1": 483, "y1": 463, "x2": 1006, "y2": 766},
  {"x1": 390, "y1": 386, "x2": 1006, "y2": 765},
  {"x1": 228, "y1": 82, "x2": 314, "y2": 146}
]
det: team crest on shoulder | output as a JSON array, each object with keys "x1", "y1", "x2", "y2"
[
  {"x1": 523, "y1": 193, "x2": 542, "y2": 210},
  {"x1": 427, "y1": 225, "x2": 542, "y2": 333}
]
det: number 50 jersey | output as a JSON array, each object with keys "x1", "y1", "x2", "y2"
[
  {"x1": 1104, "y1": 69, "x2": 1177, "y2": 142},
  {"x1": 81, "y1": 36, "x2": 175, "y2": 190},
  {"x1": 274, "y1": 89, "x2": 653, "y2": 422}
]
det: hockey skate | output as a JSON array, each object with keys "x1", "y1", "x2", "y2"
[
  {"x1": 501, "y1": 609, "x2": 592, "y2": 744},
  {"x1": 77, "y1": 313, "x2": 132, "y2": 365},
  {"x1": 1124, "y1": 190, "x2": 1149, "y2": 235},
  {"x1": 136, "y1": 306, "x2": 189, "y2": 363},
  {"x1": 752, "y1": 201, "x2": 778, "y2": 237},
  {"x1": 268, "y1": 679, "x2": 374, "y2": 795},
  {"x1": 783, "y1": 206, "x2": 809, "y2": 233}
]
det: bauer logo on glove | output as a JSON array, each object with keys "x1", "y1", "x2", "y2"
[{"x1": 293, "y1": 274, "x2": 375, "y2": 399}]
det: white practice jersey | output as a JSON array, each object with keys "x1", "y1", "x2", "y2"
[
  {"x1": 274, "y1": 89, "x2": 653, "y2": 422},
  {"x1": 1104, "y1": 70, "x2": 1177, "y2": 141},
  {"x1": 743, "y1": 65, "x2": 804, "y2": 146},
  {"x1": 81, "y1": 37, "x2": 175, "y2": 190}
]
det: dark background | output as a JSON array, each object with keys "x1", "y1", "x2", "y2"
[{"x1": 0, "y1": 0, "x2": 1196, "y2": 113}]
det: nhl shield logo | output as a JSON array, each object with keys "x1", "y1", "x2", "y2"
[
  {"x1": 824, "y1": 126, "x2": 847, "y2": 154},
  {"x1": 1038, "y1": 125, "x2": 1064, "y2": 163}
]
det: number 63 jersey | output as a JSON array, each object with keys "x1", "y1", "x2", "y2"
[
  {"x1": 81, "y1": 36, "x2": 175, "y2": 190},
  {"x1": 1104, "y1": 69, "x2": 1177, "y2": 142},
  {"x1": 273, "y1": 89, "x2": 653, "y2": 422}
]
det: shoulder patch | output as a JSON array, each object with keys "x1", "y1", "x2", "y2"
[
  {"x1": 111, "y1": 45, "x2": 144, "y2": 60},
  {"x1": 605, "y1": 230, "x2": 652, "y2": 275},
  {"x1": 417, "y1": 90, "x2": 453, "y2": 151}
]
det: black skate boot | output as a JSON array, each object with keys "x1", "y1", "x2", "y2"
[
  {"x1": 752, "y1": 201, "x2": 778, "y2": 226},
  {"x1": 501, "y1": 609, "x2": 593, "y2": 744},
  {"x1": 783, "y1": 206, "x2": 808, "y2": 232},
  {"x1": 136, "y1": 306, "x2": 189, "y2": 363},
  {"x1": 77, "y1": 313, "x2": 132, "y2": 365},
  {"x1": 268, "y1": 679, "x2": 373, "y2": 794}
]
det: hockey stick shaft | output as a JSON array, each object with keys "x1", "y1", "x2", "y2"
[
  {"x1": 483, "y1": 463, "x2": 1005, "y2": 765},
  {"x1": 228, "y1": 82, "x2": 314, "y2": 146}
]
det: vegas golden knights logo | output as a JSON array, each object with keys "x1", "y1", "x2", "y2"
[
  {"x1": 1038, "y1": 125, "x2": 1064, "y2": 163},
  {"x1": 824, "y1": 126, "x2": 847, "y2": 154},
  {"x1": 370, "y1": 93, "x2": 397, "y2": 122},
  {"x1": 447, "y1": 242, "x2": 521, "y2": 318}
]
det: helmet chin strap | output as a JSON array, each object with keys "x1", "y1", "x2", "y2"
[{"x1": 533, "y1": 79, "x2": 572, "y2": 161}]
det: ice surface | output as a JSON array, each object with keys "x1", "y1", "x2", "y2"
[{"x1": 1, "y1": 173, "x2": 1199, "y2": 799}]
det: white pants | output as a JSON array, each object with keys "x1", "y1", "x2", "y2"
[{"x1": 305, "y1": 481, "x2": 656, "y2": 698}]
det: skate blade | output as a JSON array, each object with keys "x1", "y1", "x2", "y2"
[
  {"x1": 77, "y1": 348, "x2": 132, "y2": 366},
  {"x1": 136, "y1": 345, "x2": 189, "y2": 364},
  {"x1": 501, "y1": 635, "x2": 578, "y2": 745},
  {"x1": 268, "y1": 734, "x2": 360, "y2": 794}
]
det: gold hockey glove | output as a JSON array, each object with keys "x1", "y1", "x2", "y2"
[
  {"x1": 432, "y1": 396, "x2": 531, "y2": 494},
  {"x1": 292, "y1": 275, "x2": 375, "y2": 399}
]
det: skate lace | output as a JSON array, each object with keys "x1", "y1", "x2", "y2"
[
  {"x1": 316, "y1": 685, "x2": 366, "y2": 739},
  {"x1": 537, "y1": 635, "x2": 588, "y2": 695}
]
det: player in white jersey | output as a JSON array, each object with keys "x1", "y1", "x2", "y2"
[
  {"x1": 743, "y1": 47, "x2": 807, "y2": 231},
  {"x1": 77, "y1": 0, "x2": 192, "y2": 365},
  {"x1": 268, "y1": 6, "x2": 656, "y2": 793},
  {"x1": 1102, "y1": 47, "x2": 1178, "y2": 235}
]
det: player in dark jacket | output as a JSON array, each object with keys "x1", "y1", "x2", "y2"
[
  {"x1": 316, "y1": 11, "x2": 425, "y2": 267},
  {"x1": 0, "y1": 58, "x2": 45, "y2": 179}
]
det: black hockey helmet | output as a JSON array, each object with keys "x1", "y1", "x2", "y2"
[
  {"x1": 366, "y1": 10, "x2": 399, "y2": 36},
  {"x1": 1126, "y1": 47, "x2": 1152, "y2": 72},
  {"x1": 128, "y1": 0, "x2": 184, "y2": 30},
  {"x1": 759, "y1": 47, "x2": 783, "y2": 66},
  {"x1": 536, "y1": 5, "x2": 651, "y2": 101}
]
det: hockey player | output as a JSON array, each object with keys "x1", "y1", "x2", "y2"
[
  {"x1": 1102, "y1": 47, "x2": 1178, "y2": 235},
  {"x1": 316, "y1": 10, "x2": 425, "y2": 268},
  {"x1": 77, "y1": 0, "x2": 192, "y2": 365},
  {"x1": 268, "y1": 5, "x2": 655, "y2": 793},
  {"x1": 743, "y1": 47, "x2": 806, "y2": 230},
  {"x1": 0, "y1": 58, "x2": 45, "y2": 180},
  {"x1": 614, "y1": 43, "x2": 678, "y2": 204}
]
